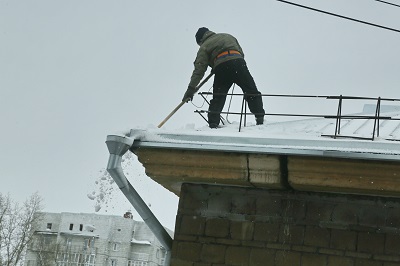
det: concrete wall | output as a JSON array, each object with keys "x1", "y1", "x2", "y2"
[{"x1": 171, "y1": 183, "x2": 400, "y2": 266}]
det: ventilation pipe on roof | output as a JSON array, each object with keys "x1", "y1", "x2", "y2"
[{"x1": 106, "y1": 135, "x2": 172, "y2": 266}]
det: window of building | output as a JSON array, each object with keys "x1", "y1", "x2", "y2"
[
  {"x1": 110, "y1": 259, "x2": 117, "y2": 266},
  {"x1": 37, "y1": 235, "x2": 52, "y2": 247},
  {"x1": 157, "y1": 249, "x2": 166, "y2": 265},
  {"x1": 56, "y1": 252, "x2": 69, "y2": 266},
  {"x1": 130, "y1": 253, "x2": 149, "y2": 266},
  {"x1": 71, "y1": 253, "x2": 82, "y2": 264},
  {"x1": 70, "y1": 253, "x2": 95, "y2": 265},
  {"x1": 46, "y1": 223, "x2": 52, "y2": 230},
  {"x1": 132, "y1": 253, "x2": 149, "y2": 261},
  {"x1": 69, "y1": 223, "x2": 73, "y2": 230},
  {"x1": 113, "y1": 242, "x2": 119, "y2": 251},
  {"x1": 157, "y1": 249, "x2": 166, "y2": 259},
  {"x1": 84, "y1": 254, "x2": 96, "y2": 265},
  {"x1": 79, "y1": 224, "x2": 83, "y2": 231},
  {"x1": 84, "y1": 238, "x2": 94, "y2": 250}
]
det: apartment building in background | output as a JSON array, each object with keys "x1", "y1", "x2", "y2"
[{"x1": 24, "y1": 212, "x2": 172, "y2": 266}]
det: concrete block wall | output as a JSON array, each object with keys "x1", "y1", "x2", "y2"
[{"x1": 171, "y1": 184, "x2": 400, "y2": 266}]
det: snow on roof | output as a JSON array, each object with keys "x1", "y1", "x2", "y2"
[
  {"x1": 84, "y1": 224, "x2": 96, "y2": 231},
  {"x1": 131, "y1": 237, "x2": 151, "y2": 245},
  {"x1": 128, "y1": 105, "x2": 400, "y2": 161},
  {"x1": 59, "y1": 231, "x2": 100, "y2": 238},
  {"x1": 35, "y1": 231, "x2": 58, "y2": 235}
]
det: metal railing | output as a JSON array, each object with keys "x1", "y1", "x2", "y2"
[
  {"x1": 30, "y1": 243, "x2": 98, "y2": 254},
  {"x1": 195, "y1": 92, "x2": 400, "y2": 141}
]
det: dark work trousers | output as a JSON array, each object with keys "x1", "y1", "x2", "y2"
[{"x1": 209, "y1": 58, "x2": 265, "y2": 126}]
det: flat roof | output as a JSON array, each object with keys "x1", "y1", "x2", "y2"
[{"x1": 127, "y1": 110, "x2": 400, "y2": 162}]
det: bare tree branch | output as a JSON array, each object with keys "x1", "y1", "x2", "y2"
[{"x1": 0, "y1": 192, "x2": 43, "y2": 266}]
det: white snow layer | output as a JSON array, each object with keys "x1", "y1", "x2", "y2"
[
  {"x1": 88, "y1": 105, "x2": 400, "y2": 213},
  {"x1": 130, "y1": 106, "x2": 400, "y2": 156}
]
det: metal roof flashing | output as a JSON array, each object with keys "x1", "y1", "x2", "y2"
[{"x1": 128, "y1": 129, "x2": 400, "y2": 162}]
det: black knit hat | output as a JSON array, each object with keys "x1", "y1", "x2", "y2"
[{"x1": 195, "y1": 27, "x2": 209, "y2": 45}]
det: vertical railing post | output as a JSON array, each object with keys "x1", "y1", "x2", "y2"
[
  {"x1": 239, "y1": 95, "x2": 246, "y2": 132},
  {"x1": 244, "y1": 97, "x2": 248, "y2": 127},
  {"x1": 334, "y1": 95, "x2": 343, "y2": 139},
  {"x1": 372, "y1": 97, "x2": 381, "y2": 140}
]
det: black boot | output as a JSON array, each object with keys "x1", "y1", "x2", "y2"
[{"x1": 256, "y1": 116, "x2": 264, "y2": 125}]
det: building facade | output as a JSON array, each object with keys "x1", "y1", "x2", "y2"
[
  {"x1": 24, "y1": 212, "x2": 171, "y2": 266},
  {"x1": 122, "y1": 107, "x2": 400, "y2": 265}
]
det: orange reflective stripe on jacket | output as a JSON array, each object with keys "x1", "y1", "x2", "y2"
[{"x1": 215, "y1": 50, "x2": 241, "y2": 60}]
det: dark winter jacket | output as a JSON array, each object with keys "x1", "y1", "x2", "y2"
[{"x1": 188, "y1": 31, "x2": 244, "y2": 88}]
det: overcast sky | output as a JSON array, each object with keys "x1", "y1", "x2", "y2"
[{"x1": 1, "y1": 0, "x2": 399, "y2": 230}]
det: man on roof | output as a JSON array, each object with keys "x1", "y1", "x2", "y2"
[{"x1": 182, "y1": 27, "x2": 265, "y2": 128}]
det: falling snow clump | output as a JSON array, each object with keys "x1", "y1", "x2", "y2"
[{"x1": 88, "y1": 152, "x2": 136, "y2": 213}]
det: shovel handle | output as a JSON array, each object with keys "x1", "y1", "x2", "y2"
[
  {"x1": 194, "y1": 72, "x2": 214, "y2": 92},
  {"x1": 157, "y1": 72, "x2": 214, "y2": 128},
  {"x1": 157, "y1": 100, "x2": 186, "y2": 128}
]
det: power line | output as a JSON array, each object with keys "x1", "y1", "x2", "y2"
[
  {"x1": 276, "y1": 0, "x2": 400, "y2": 33},
  {"x1": 375, "y1": 0, "x2": 400, "y2": 8}
]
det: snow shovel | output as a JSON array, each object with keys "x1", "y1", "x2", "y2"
[{"x1": 157, "y1": 72, "x2": 214, "y2": 128}]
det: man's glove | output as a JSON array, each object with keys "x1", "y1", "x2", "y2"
[{"x1": 182, "y1": 86, "x2": 197, "y2": 102}]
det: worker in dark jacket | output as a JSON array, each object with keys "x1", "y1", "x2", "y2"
[{"x1": 182, "y1": 27, "x2": 265, "y2": 128}]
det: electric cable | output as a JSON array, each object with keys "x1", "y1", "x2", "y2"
[
  {"x1": 191, "y1": 85, "x2": 213, "y2": 109},
  {"x1": 192, "y1": 84, "x2": 236, "y2": 125},
  {"x1": 276, "y1": 0, "x2": 400, "y2": 33},
  {"x1": 375, "y1": 0, "x2": 400, "y2": 8}
]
